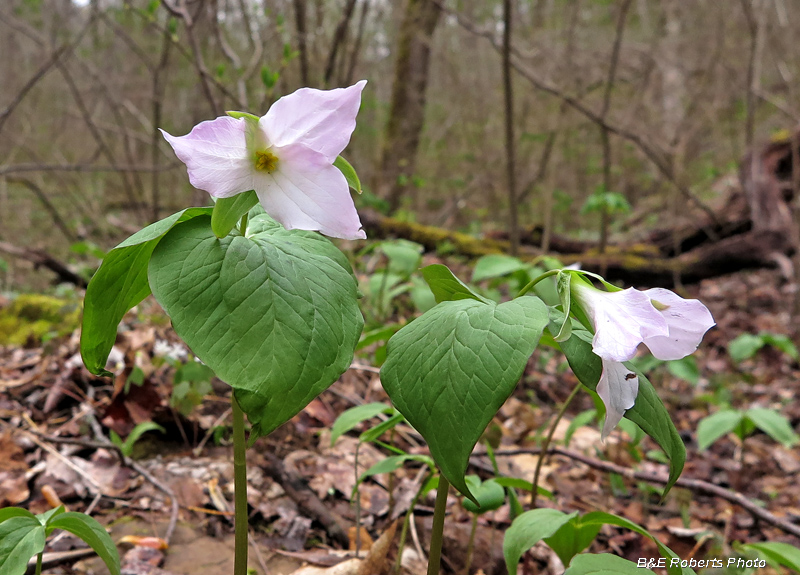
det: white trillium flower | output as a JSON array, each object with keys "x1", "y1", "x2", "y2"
[
  {"x1": 642, "y1": 288, "x2": 716, "y2": 361},
  {"x1": 571, "y1": 280, "x2": 715, "y2": 437},
  {"x1": 161, "y1": 81, "x2": 368, "y2": 240},
  {"x1": 571, "y1": 283, "x2": 669, "y2": 362},
  {"x1": 597, "y1": 359, "x2": 639, "y2": 438}
]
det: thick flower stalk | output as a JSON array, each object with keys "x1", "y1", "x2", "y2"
[
  {"x1": 571, "y1": 278, "x2": 715, "y2": 436},
  {"x1": 162, "y1": 81, "x2": 367, "y2": 240}
]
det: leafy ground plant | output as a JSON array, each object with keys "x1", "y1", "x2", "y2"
[{"x1": 0, "y1": 506, "x2": 120, "y2": 575}]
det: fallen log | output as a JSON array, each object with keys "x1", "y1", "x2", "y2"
[
  {"x1": 0, "y1": 241, "x2": 87, "y2": 287},
  {"x1": 365, "y1": 128, "x2": 800, "y2": 286}
]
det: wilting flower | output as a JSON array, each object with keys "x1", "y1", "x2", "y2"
[
  {"x1": 571, "y1": 278, "x2": 715, "y2": 436},
  {"x1": 162, "y1": 81, "x2": 367, "y2": 240}
]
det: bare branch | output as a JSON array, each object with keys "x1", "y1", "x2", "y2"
[
  {"x1": 435, "y1": 0, "x2": 721, "y2": 229},
  {"x1": 323, "y1": 0, "x2": 357, "y2": 86}
]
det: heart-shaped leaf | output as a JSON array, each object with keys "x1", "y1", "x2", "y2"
[
  {"x1": 148, "y1": 214, "x2": 363, "y2": 437},
  {"x1": 381, "y1": 297, "x2": 548, "y2": 499}
]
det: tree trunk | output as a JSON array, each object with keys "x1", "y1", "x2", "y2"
[{"x1": 380, "y1": 0, "x2": 441, "y2": 214}]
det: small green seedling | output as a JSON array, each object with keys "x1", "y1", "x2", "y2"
[
  {"x1": 171, "y1": 359, "x2": 215, "y2": 416},
  {"x1": 0, "y1": 506, "x2": 120, "y2": 575},
  {"x1": 109, "y1": 421, "x2": 166, "y2": 458},
  {"x1": 697, "y1": 407, "x2": 799, "y2": 451},
  {"x1": 728, "y1": 332, "x2": 799, "y2": 363},
  {"x1": 461, "y1": 475, "x2": 505, "y2": 574}
]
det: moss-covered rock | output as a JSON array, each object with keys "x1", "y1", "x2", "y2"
[{"x1": 0, "y1": 294, "x2": 80, "y2": 346}]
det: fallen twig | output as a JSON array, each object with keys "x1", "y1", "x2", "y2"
[
  {"x1": 261, "y1": 451, "x2": 351, "y2": 548},
  {"x1": 83, "y1": 405, "x2": 180, "y2": 545}
]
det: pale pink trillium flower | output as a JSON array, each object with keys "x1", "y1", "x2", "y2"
[
  {"x1": 571, "y1": 280, "x2": 715, "y2": 436},
  {"x1": 161, "y1": 80, "x2": 368, "y2": 240}
]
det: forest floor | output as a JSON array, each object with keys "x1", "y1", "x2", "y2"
[{"x1": 1, "y1": 267, "x2": 799, "y2": 575}]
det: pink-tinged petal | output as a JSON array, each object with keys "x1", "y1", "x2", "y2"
[
  {"x1": 642, "y1": 288, "x2": 716, "y2": 360},
  {"x1": 597, "y1": 359, "x2": 639, "y2": 439},
  {"x1": 161, "y1": 117, "x2": 253, "y2": 198},
  {"x1": 573, "y1": 284, "x2": 668, "y2": 362},
  {"x1": 261, "y1": 80, "x2": 367, "y2": 163},
  {"x1": 253, "y1": 144, "x2": 366, "y2": 240}
]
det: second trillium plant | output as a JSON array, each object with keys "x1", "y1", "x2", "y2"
[{"x1": 79, "y1": 79, "x2": 715, "y2": 575}]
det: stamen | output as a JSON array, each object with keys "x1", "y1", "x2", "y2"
[{"x1": 254, "y1": 150, "x2": 279, "y2": 173}]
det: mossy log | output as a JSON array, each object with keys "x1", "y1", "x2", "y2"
[{"x1": 365, "y1": 128, "x2": 800, "y2": 286}]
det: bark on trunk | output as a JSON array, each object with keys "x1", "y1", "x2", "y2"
[{"x1": 379, "y1": 0, "x2": 441, "y2": 214}]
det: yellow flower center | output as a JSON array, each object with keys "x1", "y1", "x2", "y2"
[{"x1": 254, "y1": 150, "x2": 279, "y2": 173}]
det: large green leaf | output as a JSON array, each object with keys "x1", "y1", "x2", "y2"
[
  {"x1": 564, "y1": 554, "x2": 655, "y2": 575},
  {"x1": 503, "y1": 508, "x2": 577, "y2": 572},
  {"x1": 556, "y1": 321, "x2": 686, "y2": 495},
  {"x1": 81, "y1": 207, "x2": 213, "y2": 376},
  {"x1": 381, "y1": 297, "x2": 548, "y2": 499},
  {"x1": 47, "y1": 513, "x2": 120, "y2": 575},
  {"x1": 148, "y1": 214, "x2": 363, "y2": 437},
  {"x1": 0, "y1": 516, "x2": 46, "y2": 575}
]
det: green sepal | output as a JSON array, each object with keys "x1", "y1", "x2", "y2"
[
  {"x1": 334, "y1": 155, "x2": 362, "y2": 194},
  {"x1": 554, "y1": 270, "x2": 573, "y2": 342},
  {"x1": 421, "y1": 264, "x2": 489, "y2": 304},
  {"x1": 211, "y1": 191, "x2": 259, "y2": 238},
  {"x1": 226, "y1": 111, "x2": 260, "y2": 122}
]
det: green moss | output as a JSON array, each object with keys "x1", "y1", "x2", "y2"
[{"x1": 0, "y1": 294, "x2": 80, "y2": 346}]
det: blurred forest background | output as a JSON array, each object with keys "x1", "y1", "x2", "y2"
[{"x1": 1, "y1": 0, "x2": 799, "y2": 289}]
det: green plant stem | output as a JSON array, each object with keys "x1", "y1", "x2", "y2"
[
  {"x1": 232, "y1": 395, "x2": 249, "y2": 575},
  {"x1": 427, "y1": 475, "x2": 450, "y2": 575},
  {"x1": 463, "y1": 514, "x2": 478, "y2": 575},
  {"x1": 34, "y1": 552, "x2": 43, "y2": 575},
  {"x1": 393, "y1": 470, "x2": 430, "y2": 575},
  {"x1": 239, "y1": 212, "x2": 249, "y2": 236},
  {"x1": 531, "y1": 382, "x2": 582, "y2": 509},
  {"x1": 516, "y1": 269, "x2": 559, "y2": 298}
]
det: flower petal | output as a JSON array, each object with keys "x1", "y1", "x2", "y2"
[
  {"x1": 597, "y1": 359, "x2": 639, "y2": 438},
  {"x1": 642, "y1": 288, "x2": 716, "y2": 360},
  {"x1": 161, "y1": 117, "x2": 253, "y2": 198},
  {"x1": 253, "y1": 144, "x2": 366, "y2": 240},
  {"x1": 261, "y1": 80, "x2": 367, "y2": 163},
  {"x1": 574, "y1": 285, "x2": 668, "y2": 362}
]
